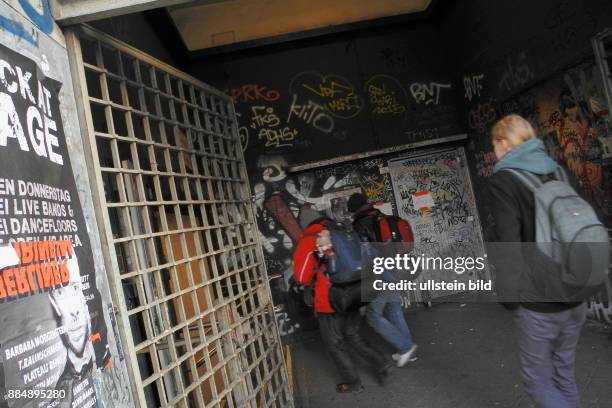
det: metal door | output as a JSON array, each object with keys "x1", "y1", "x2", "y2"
[{"x1": 388, "y1": 147, "x2": 489, "y2": 303}]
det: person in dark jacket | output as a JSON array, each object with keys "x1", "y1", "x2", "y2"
[
  {"x1": 292, "y1": 207, "x2": 388, "y2": 393},
  {"x1": 488, "y1": 114, "x2": 587, "y2": 408}
]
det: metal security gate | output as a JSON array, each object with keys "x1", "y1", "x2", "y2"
[{"x1": 65, "y1": 25, "x2": 292, "y2": 408}]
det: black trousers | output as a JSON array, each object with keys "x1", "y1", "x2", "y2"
[{"x1": 317, "y1": 311, "x2": 386, "y2": 387}]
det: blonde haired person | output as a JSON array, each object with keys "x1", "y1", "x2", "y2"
[
  {"x1": 491, "y1": 113, "x2": 535, "y2": 153},
  {"x1": 488, "y1": 114, "x2": 588, "y2": 408}
]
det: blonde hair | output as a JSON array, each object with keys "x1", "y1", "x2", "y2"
[{"x1": 491, "y1": 114, "x2": 536, "y2": 147}]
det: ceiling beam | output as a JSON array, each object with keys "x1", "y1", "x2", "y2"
[
  {"x1": 50, "y1": 0, "x2": 197, "y2": 25},
  {"x1": 288, "y1": 134, "x2": 468, "y2": 173}
]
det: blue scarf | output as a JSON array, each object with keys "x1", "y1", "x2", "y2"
[{"x1": 493, "y1": 138, "x2": 557, "y2": 174}]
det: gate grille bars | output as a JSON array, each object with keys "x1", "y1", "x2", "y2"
[{"x1": 66, "y1": 25, "x2": 292, "y2": 408}]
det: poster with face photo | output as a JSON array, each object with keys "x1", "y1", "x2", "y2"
[{"x1": 0, "y1": 43, "x2": 110, "y2": 408}]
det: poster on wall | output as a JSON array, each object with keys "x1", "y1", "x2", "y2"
[
  {"x1": 0, "y1": 43, "x2": 110, "y2": 407},
  {"x1": 388, "y1": 148, "x2": 489, "y2": 303}
]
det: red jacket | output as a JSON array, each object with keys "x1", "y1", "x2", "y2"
[{"x1": 292, "y1": 222, "x2": 335, "y2": 314}]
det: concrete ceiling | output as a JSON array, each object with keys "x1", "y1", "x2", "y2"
[{"x1": 169, "y1": 0, "x2": 433, "y2": 52}]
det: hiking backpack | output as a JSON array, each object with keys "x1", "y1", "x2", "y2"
[
  {"x1": 322, "y1": 222, "x2": 366, "y2": 283},
  {"x1": 504, "y1": 166, "x2": 609, "y2": 297},
  {"x1": 354, "y1": 210, "x2": 415, "y2": 253}
]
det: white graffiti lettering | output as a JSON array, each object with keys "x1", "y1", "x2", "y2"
[
  {"x1": 463, "y1": 74, "x2": 485, "y2": 101},
  {"x1": 287, "y1": 94, "x2": 334, "y2": 134},
  {"x1": 409, "y1": 82, "x2": 451, "y2": 105}
]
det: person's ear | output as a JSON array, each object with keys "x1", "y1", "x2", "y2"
[{"x1": 49, "y1": 293, "x2": 62, "y2": 317}]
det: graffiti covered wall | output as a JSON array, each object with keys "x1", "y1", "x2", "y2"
[
  {"x1": 187, "y1": 24, "x2": 466, "y2": 336},
  {"x1": 190, "y1": 24, "x2": 463, "y2": 167},
  {"x1": 468, "y1": 61, "x2": 612, "y2": 323},
  {"x1": 465, "y1": 62, "x2": 612, "y2": 225},
  {"x1": 439, "y1": 0, "x2": 612, "y2": 324},
  {"x1": 255, "y1": 155, "x2": 396, "y2": 335}
]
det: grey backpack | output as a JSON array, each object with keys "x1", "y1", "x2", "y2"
[{"x1": 505, "y1": 167, "x2": 609, "y2": 298}]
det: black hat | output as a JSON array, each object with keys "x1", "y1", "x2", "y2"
[{"x1": 347, "y1": 192, "x2": 368, "y2": 213}]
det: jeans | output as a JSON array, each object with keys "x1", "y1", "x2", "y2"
[
  {"x1": 318, "y1": 311, "x2": 386, "y2": 387},
  {"x1": 514, "y1": 303, "x2": 587, "y2": 408},
  {"x1": 366, "y1": 290, "x2": 414, "y2": 353}
]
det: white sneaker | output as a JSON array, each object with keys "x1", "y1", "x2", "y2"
[
  {"x1": 392, "y1": 351, "x2": 418, "y2": 362},
  {"x1": 392, "y1": 352, "x2": 418, "y2": 361},
  {"x1": 396, "y1": 345, "x2": 418, "y2": 367}
]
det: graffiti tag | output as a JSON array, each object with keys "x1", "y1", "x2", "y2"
[
  {"x1": 287, "y1": 93, "x2": 334, "y2": 134},
  {"x1": 409, "y1": 82, "x2": 451, "y2": 105},
  {"x1": 498, "y1": 52, "x2": 534, "y2": 92},
  {"x1": 468, "y1": 99, "x2": 497, "y2": 133},
  {"x1": 226, "y1": 84, "x2": 280, "y2": 105},
  {"x1": 464, "y1": 74, "x2": 485, "y2": 101}
]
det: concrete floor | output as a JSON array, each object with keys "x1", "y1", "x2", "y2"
[{"x1": 289, "y1": 303, "x2": 612, "y2": 408}]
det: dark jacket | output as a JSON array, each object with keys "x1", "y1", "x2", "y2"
[
  {"x1": 488, "y1": 138, "x2": 583, "y2": 313},
  {"x1": 352, "y1": 206, "x2": 381, "y2": 242},
  {"x1": 52, "y1": 358, "x2": 95, "y2": 407}
]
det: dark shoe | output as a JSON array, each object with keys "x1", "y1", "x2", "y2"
[
  {"x1": 336, "y1": 383, "x2": 364, "y2": 394},
  {"x1": 374, "y1": 361, "x2": 392, "y2": 386}
]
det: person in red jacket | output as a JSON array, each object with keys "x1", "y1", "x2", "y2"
[{"x1": 293, "y1": 207, "x2": 389, "y2": 393}]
